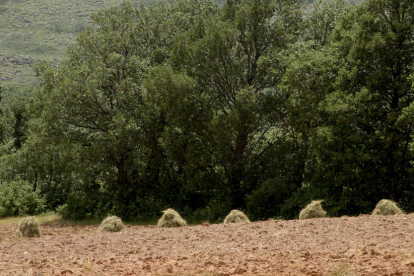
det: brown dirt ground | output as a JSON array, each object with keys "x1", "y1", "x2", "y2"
[{"x1": 1, "y1": 214, "x2": 414, "y2": 276}]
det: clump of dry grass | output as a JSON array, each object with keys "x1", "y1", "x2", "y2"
[
  {"x1": 223, "y1": 209, "x2": 250, "y2": 224},
  {"x1": 326, "y1": 262, "x2": 354, "y2": 276},
  {"x1": 157, "y1": 208, "x2": 187, "y2": 228},
  {"x1": 371, "y1": 199, "x2": 404, "y2": 216},
  {"x1": 299, "y1": 200, "x2": 327, "y2": 220},
  {"x1": 98, "y1": 215, "x2": 124, "y2": 232},
  {"x1": 16, "y1": 216, "x2": 41, "y2": 238},
  {"x1": 27, "y1": 268, "x2": 44, "y2": 276}
]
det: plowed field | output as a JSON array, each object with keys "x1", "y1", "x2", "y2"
[{"x1": 1, "y1": 214, "x2": 414, "y2": 275}]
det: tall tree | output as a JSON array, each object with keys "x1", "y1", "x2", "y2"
[
  {"x1": 31, "y1": 0, "x2": 218, "y2": 219},
  {"x1": 302, "y1": 0, "x2": 349, "y2": 49},
  {"x1": 166, "y1": 0, "x2": 302, "y2": 209},
  {"x1": 305, "y1": 0, "x2": 414, "y2": 214}
]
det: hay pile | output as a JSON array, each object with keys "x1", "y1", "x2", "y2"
[
  {"x1": 16, "y1": 216, "x2": 41, "y2": 238},
  {"x1": 371, "y1": 199, "x2": 404, "y2": 215},
  {"x1": 98, "y1": 215, "x2": 125, "y2": 232},
  {"x1": 223, "y1": 209, "x2": 250, "y2": 224},
  {"x1": 299, "y1": 200, "x2": 327, "y2": 220},
  {"x1": 157, "y1": 208, "x2": 187, "y2": 228}
]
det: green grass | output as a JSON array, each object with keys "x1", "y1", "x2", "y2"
[
  {"x1": 325, "y1": 263, "x2": 356, "y2": 276},
  {"x1": 0, "y1": 213, "x2": 62, "y2": 225},
  {"x1": 0, "y1": 212, "x2": 214, "y2": 227},
  {"x1": 0, "y1": 212, "x2": 160, "y2": 226}
]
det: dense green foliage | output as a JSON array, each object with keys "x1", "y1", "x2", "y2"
[
  {"x1": 0, "y1": 180, "x2": 45, "y2": 217},
  {"x1": 1, "y1": 0, "x2": 414, "y2": 221}
]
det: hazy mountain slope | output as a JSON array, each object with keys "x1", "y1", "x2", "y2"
[{"x1": 0, "y1": 0, "x2": 155, "y2": 99}]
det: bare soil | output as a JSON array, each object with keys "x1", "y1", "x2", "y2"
[{"x1": 1, "y1": 214, "x2": 414, "y2": 276}]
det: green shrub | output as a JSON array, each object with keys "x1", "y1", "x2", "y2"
[
  {"x1": 202, "y1": 196, "x2": 232, "y2": 223},
  {"x1": 0, "y1": 180, "x2": 45, "y2": 217},
  {"x1": 56, "y1": 190, "x2": 97, "y2": 220},
  {"x1": 55, "y1": 180, "x2": 101, "y2": 220},
  {"x1": 247, "y1": 178, "x2": 296, "y2": 220}
]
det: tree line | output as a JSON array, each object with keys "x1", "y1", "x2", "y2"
[{"x1": 0, "y1": 0, "x2": 413, "y2": 222}]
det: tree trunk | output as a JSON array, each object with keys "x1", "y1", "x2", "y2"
[{"x1": 228, "y1": 128, "x2": 248, "y2": 209}]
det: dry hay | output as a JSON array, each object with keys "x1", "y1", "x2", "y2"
[
  {"x1": 16, "y1": 216, "x2": 41, "y2": 238},
  {"x1": 98, "y1": 215, "x2": 125, "y2": 232},
  {"x1": 157, "y1": 208, "x2": 187, "y2": 228},
  {"x1": 299, "y1": 200, "x2": 327, "y2": 220},
  {"x1": 371, "y1": 199, "x2": 404, "y2": 216},
  {"x1": 223, "y1": 209, "x2": 250, "y2": 224},
  {"x1": 27, "y1": 269, "x2": 44, "y2": 276}
]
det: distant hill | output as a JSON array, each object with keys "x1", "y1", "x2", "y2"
[{"x1": 0, "y1": 0, "x2": 158, "y2": 100}]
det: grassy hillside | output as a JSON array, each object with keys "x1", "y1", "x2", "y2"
[{"x1": 0, "y1": 0, "x2": 155, "y2": 101}]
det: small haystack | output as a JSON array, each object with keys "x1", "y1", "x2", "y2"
[
  {"x1": 16, "y1": 216, "x2": 41, "y2": 238},
  {"x1": 157, "y1": 208, "x2": 187, "y2": 228},
  {"x1": 223, "y1": 209, "x2": 250, "y2": 224},
  {"x1": 299, "y1": 200, "x2": 327, "y2": 220},
  {"x1": 371, "y1": 199, "x2": 404, "y2": 216},
  {"x1": 98, "y1": 215, "x2": 125, "y2": 232}
]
